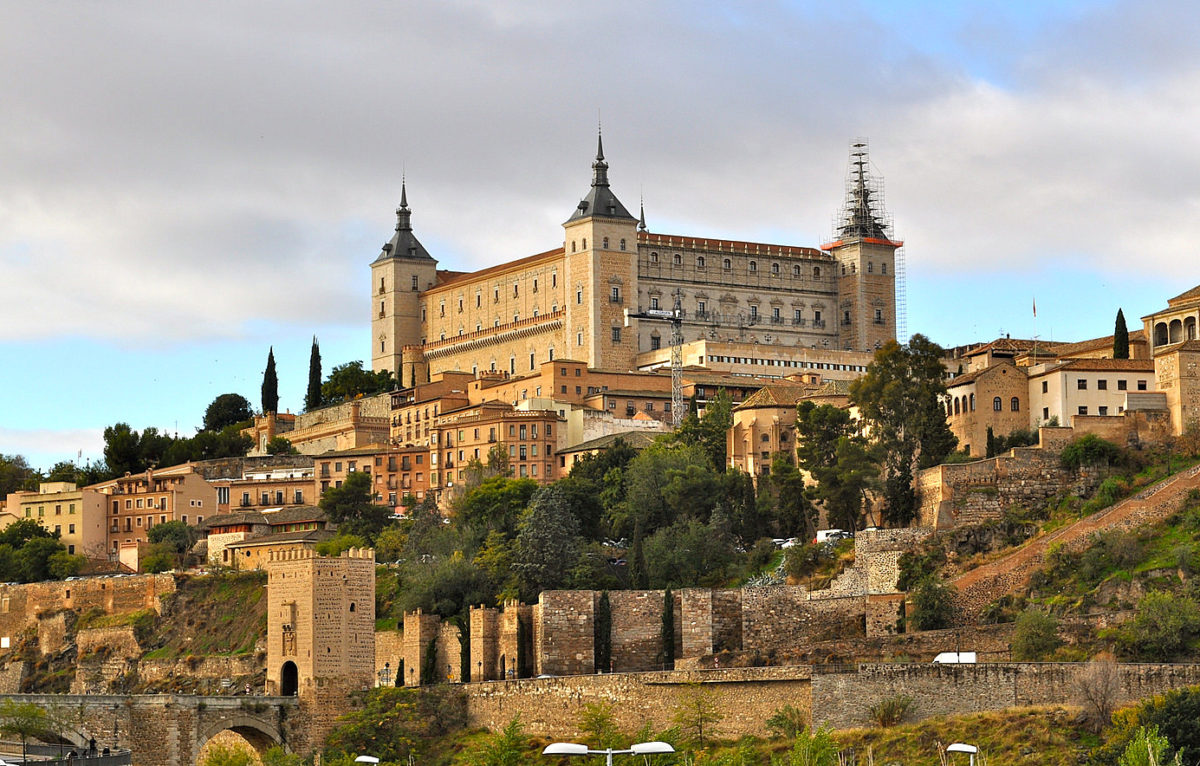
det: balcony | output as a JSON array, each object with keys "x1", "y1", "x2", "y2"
[
  {"x1": 792, "y1": 318, "x2": 807, "y2": 326},
  {"x1": 874, "y1": 318, "x2": 886, "y2": 325},
  {"x1": 812, "y1": 320, "x2": 826, "y2": 329},
  {"x1": 770, "y1": 316, "x2": 784, "y2": 325},
  {"x1": 610, "y1": 295, "x2": 623, "y2": 304}
]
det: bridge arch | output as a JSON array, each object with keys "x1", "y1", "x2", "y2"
[{"x1": 196, "y1": 714, "x2": 284, "y2": 762}]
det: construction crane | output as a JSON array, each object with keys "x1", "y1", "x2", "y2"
[{"x1": 625, "y1": 289, "x2": 685, "y2": 429}]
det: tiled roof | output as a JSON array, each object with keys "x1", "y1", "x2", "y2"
[
  {"x1": 1168, "y1": 284, "x2": 1200, "y2": 306},
  {"x1": 261, "y1": 505, "x2": 326, "y2": 525},
  {"x1": 425, "y1": 248, "x2": 564, "y2": 293},
  {"x1": 736, "y1": 385, "x2": 814, "y2": 410},
  {"x1": 204, "y1": 512, "x2": 266, "y2": 529},
  {"x1": 226, "y1": 528, "x2": 334, "y2": 548},
  {"x1": 805, "y1": 379, "x2": 853, "y2": 397},
  {"x1": 1051, "y1": 330, "x2": 1147, "y2": 359},
  {"x1": 1029, "y1": 358, "x2": 1154, "y2": 377}
]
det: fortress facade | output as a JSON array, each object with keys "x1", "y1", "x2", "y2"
[{"x1": 370, "y1": 138, "x2": 901, "y2": 385}]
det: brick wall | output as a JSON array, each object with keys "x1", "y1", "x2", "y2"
[
  {"x1": 0, "y1": 575, "x2": 174, "y2": 647},
  {"x1": 375, "y1": 630, "x2": 404, "y2": 686},
  {"x1": 536, "y1": 591, "x2": 595, "y2": 676},
  {"x1": 609, "y1": 590, "x2": 677, "y2": 672},
  {"x1": 469, "y1": 607, "x2": 499, "y2": 681}
]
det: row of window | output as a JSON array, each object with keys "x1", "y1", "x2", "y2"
[
  {"x1": 707, "y1": 355, "x2": 867, "y2": 372},
  {"x1": 25, "y1": 501, "x2": 77, "y2": 517},
  {"x1": 647, "y1": 253, "x2": 842, "y2": 278},
  {"x1": 1067, "y1": 378, "x2": 1147, "y2": 391}
]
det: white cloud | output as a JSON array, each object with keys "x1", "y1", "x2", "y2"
[{"x1": 0, "y1": 427, "x2": 105, "y2": 470}]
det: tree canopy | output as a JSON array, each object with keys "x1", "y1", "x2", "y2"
[
  {"x1": 305, "y1": 336, "x2": 323, "y2": 411},
  {"x1": 318, "y1": 470, "x2": 393, "y2": 540},
  {"x1": 321, "y1": 361, "x2": 395, "y2": 404},
  {"x1": 203, "y1": 393, "x2": 253, "y2": 432},
  {"x1": 261, "y1": 347, "x2": 279, "y2": 414},
  {"x1": 1114, "y1": 308, "x2": 1130, "y2": 359}
]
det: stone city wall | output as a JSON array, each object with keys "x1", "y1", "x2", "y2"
[
  {"x1": 464, "y1": 666, "x2": 813, "y2": 740},
  {"x1": 811, "y1": 662, "x2": 1200, "y2": 730},
  {"x1": 0, "y1": 575, "x2": 174, "y2": 650}
]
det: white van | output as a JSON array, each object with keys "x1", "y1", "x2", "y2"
[{"x1": 932, "y1": 651, "x2": 977, "y2": 664}]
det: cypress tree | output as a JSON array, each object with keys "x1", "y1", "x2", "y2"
[
  {"x1": 595, "y1": 591, "x2": 612, "y2": 673},
  {"x1": 261, "y1": 347, "x2": 279, "y2": 414},
  {"x1": 1114, "y1": 309, "x2": 1130, "y2": 359},
  {"x1": 661, "y1": 588, "x2": 675, "y2": 670},
  {"x1": 985, "y1": 426, "x2": 997, "y2": 458},
  {"x1": 305, "y1": 336, "x2": 322, "y2": 411},
  {"x1": 630, "y1": 521, "x2": 649, "y2": 589}
]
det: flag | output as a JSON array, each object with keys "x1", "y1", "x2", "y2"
[{"x1": 1032, "y1": 297, "x2": 1037, "y2": 318}]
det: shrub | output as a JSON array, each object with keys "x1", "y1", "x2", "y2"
[
  {"x1": 766, "y1": 704, "x2": 806, "y2": 739},
  {"x1": 868, "y1": 694, "x2": 912, "y2": 727},
  {"x1": 1061, "y1": 434, "x2": 1122, "y2": 470},
  {"x1": 1121, "y1": 591, "x2": 1200, "y2": 661},
  {"x1": 777, "y1": 726, "x2": 840, "y2": 766},
  {"x1": 1010, "y1": 609, "x2": 1061, "y2": 661},
  {"x1": 909, "y1": 577, "x2": 953, "y2": 631},
  {"x1": 1074, "y1": 660, "x2": 1120, "y2": 734}
]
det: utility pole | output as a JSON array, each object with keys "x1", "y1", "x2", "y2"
[{"x1": 625, "y1": 289, "x2": 685, "y2": 429}]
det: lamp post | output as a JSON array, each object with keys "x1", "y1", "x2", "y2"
[
  {"x1": 946, "y1": 742, "x2": 978, "y2": 766},
  {"x1": 354, "y1": 756, "x2": 380, "y2": 765},
  {"x1": 543, "y1": 741, "x2": 675, "y2": 766}
]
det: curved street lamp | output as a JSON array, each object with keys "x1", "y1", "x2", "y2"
[
  {"x1": 354, "y1": 756, "x2": 381, "y2": 765},
  {"x1": 544, "y1": 741, "x2": 675, "y2": 766},
  {"x1": 946, "y1": 742, "x2": 978, "y2": 766}
]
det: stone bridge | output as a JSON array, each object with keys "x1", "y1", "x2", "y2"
[{"x1": 0, "y1": 694, "x2": 301, "y2": 766}]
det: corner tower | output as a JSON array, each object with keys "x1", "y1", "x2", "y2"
[
  {"x1": 371, "y1": 182, "x2": 438, "y2": 376},
  {"x1": 562, "y1": 132, "x2": 640, "y2": 369},
  {"x1": 822, "y1": 141, "x2": 901, "y2": 352}
]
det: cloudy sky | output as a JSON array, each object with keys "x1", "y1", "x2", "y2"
[{"x1": 3, "y1": 0, "x2": 1198, "y2": 470}]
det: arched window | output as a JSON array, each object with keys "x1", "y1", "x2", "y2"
[
  {"x1": 582, "y1": 238, "x2": 587, "y2": 249},
  {"x1": 697, "y1": 256, "x2": 706, "y2": 269},
  {"x1": 571, "y1": 241, "x2": 576, "y2": 253},
  {"x1": 954, "y1": 398, "x2": 960, "y2": 415},
  {"x1": 723, "y1": 258, "x2": 732, "y2": 270},
  {"x1": 969, "y1": 393, "x2": 975, "y2": 411},
  {"x1": 1011, "y1": 397, "x2": 1020, "y2": 412},
  {"x1": 881, "y1": 263, "x2": 887, "y2": 275},
  {"x1": 619, "y1": 238, "x2": 626, "y2": 251},
  {"x1": 771, "y1": 263, "x2": 780, "y2": 274},
  {"x1": 650, "y1": 251, "x2": 659, "y2": 263},
  {"x1": 993, "y1": 397, "x2": 1002, "y2": 412},
  {"x1": 793, "y1": 264, "x2": 800, "y2": 277},
  {"x1": 867, "y1": 262, "x2": 874, "y2": 273},
  {"x1": 673, "y1": 253, "x2": 682, "y2": 265},
  {"x1": 813, "y1": 266, "x2": 821, "y2": 278},
  {"x1": 749, "y1": 261, "x2": 757, "y2": 272}
]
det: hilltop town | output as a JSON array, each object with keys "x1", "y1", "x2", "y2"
[{"x1": 3, "y1": 141, "x2": 1200, "y2": 766}]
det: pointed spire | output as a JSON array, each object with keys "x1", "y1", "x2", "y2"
[
  {"x1": 638, "y1": 195, "x2": 647, "y2": 232},
  {"x1": 591, "y1": 125, "x2": 610, "y2": 188},
  {"x1": 395, "y1": 178, "x2": 412, "y2": 233}
]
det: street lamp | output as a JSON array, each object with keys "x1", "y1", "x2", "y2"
[
  {"x1": 354, "y1": 757, "x2": 380, "y2": 765},
  {"x1": 543, "y1": 741, "x2": 675, "y2": 766},
  {"x1": 946, "y1": 742, "x2": 978, "y2": 766}
]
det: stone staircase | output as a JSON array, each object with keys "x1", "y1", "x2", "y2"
[{"x1": 951, "y1": 462, "x2": 1200, "y2": 621}]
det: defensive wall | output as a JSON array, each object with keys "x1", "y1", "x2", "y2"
[
  {"x1": 0, "y1": 575, "x2": 175, "y2": 649},
  {"x1": 462, "y1": 662, "x2": 1200, "y2": 738},
  {"x1": 392, "y1": 529, "x2": 930, "y2": 683},
  {"x1": 917, "y1": 427, "x2": 1097, "y2": 529}
]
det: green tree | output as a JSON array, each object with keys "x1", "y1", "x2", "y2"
[
  {"x1": 262, "y1": 347, "x2": 279, "y2": 414},
  {"x1": 672, "y1": 681, "x2": 722, "y2": 749},
  {"x1": 203, "y1": 394, "x2": 253, "y2": 433},
  {"x1": 319, "y1": 471, "x2": 393, "y2": 540},
  {"x1": 322, "y1": 361, "x2": 395, "y2": 404},
  {"x1": 0, "y1": 454, "x2": 40, "y2": 496},
  {"x1": 464, "y1": 717, "x2": 529, "y2": 766},
  {"x1": 617, "y1": 444, "x2": 707, "y2": 535},
  {"x1": 400, "y1": 551, "x2": 495, "y2": 621},
  {"x1": 850, "y1": 335, "x2": 957, "y2": 524},
  {"x1": 265, "y1": 436, "x2": 298, "y2": 455},
  {"x1": 1011, "y1": 608, "x2": 1062, "y2": 661},
  {"x1": 986, "y1": 426, "x2": 997, "y2": 458},
  {"x1": 48, "y1": 551, "x2": 86, "y2": 579},
  {"x1": 260, "y1": 747, "x2": 304, "y2": 766},
  {"x1": 661, "y1": 588, "x2": 675, "y2": 670},
  {"x1": 102, "y1": 423, "x2": 145, "y2": 477},
  {"x1": 1118, "y1": 725, "x2": 1181, "y2": 766},
  {"x1": 1114, "y1": 308, "x2": 1131, "y2": 360},
  {"x1": 0, "y1": 699, "x2": 53, "y2": 764},
  {"x1": 670, "y1": 389, "x2": 734, "y2": 470},
  {"x1": 305, "y1": 336, "x2": 323, "y2": 411},
  {"x1": 513, "y1": 485, "x2": 581, "y2": 597},
  {"x1": 1123, "y1": 591, "x2": 1200, "y2": 661},
  {"x1": 324, "y1": 686, "x2": 465, "y2": 763},
  {"x1": 578, "y1": 701, "x2": 622, "y2": 749},
  {"x1": 644, "y1": 519, "x2": 735, "y2": 588},
  {"x1": 595, "y1": 591, "x2": 612, "y2": 673},
  {"x1": 1061, "y1": 433, "x2": 1122, "y2": 470},
  {"x1": 314, "y1": 533, "x2": 369, "y2": 557},
  {"x1": 16, "y1": 536, "x2": 67, "y2": 582},
  {"x1": 140, "y1": 545, "x2": 176, "y2": 574},
  {"x1": 778, "y1": 726, "x2": 840, "y2": 766},
  {"x1": 148, "y1": 520, "x2": 199, "y2": 554},
  {"x1": 454, "y1": 476, "x2": 538, "y2": 536},
  {"x1": 794, "y1": 402, "x2": 877, "y2": 532},
  {"x1": 909, "y1": 577, "x2": 953, "y2": 631},
  {"x1": 629, "y1": 520, "x2": 649, "y2": 589}
]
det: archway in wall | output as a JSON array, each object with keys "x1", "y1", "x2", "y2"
[
  {"x1": 280, "y1": 661, "x2": 298, "y2": 696},
  {"x1": 196, "y1": 723, "x2": 282, "y2": 766},
  {"x1": 396, "y1": 659, "x2": 404, "y2": 686}
]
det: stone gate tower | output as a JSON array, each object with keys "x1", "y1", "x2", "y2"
[
  {"x1": 266, "y1": 548, "x2": 375, "y2": 749},
  {"x1": 371, "y1": 183, "x2": 439, "y2": 379},
  {"x1": 823, "y1": 141, "x2": 901, "y2": 352}
]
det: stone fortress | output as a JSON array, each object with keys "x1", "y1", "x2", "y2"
[{"x1": 370, "y1": 136, "x2": 901, "y2": 386}]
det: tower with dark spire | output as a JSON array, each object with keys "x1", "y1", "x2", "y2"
[
  {"x1": 822, "y1": 140, "x2": 901, "y2": 353},
  {"x1": 371, "y1": 180, "x2": 439, "y2": 376},
  {"x1": 563, "y1": 129, "x2": 640, "y2": 369}
]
